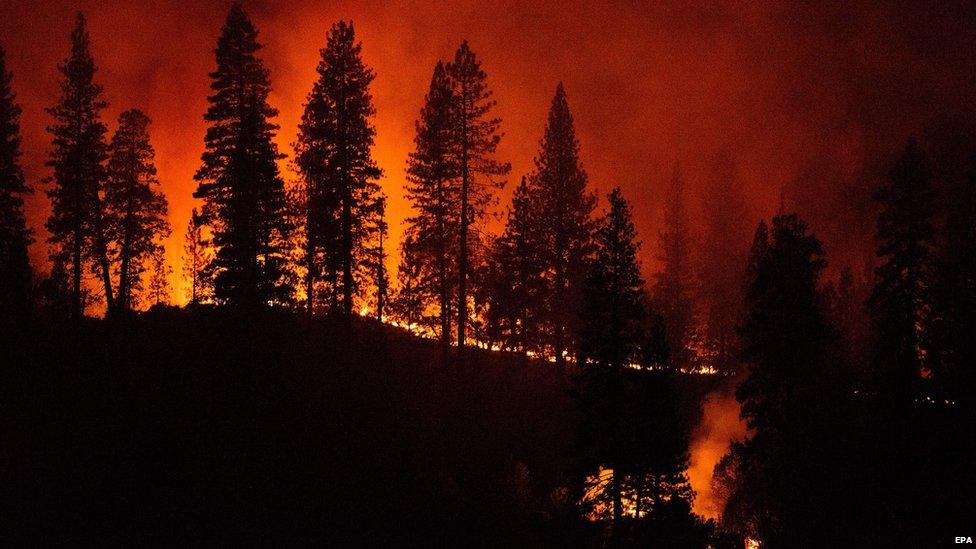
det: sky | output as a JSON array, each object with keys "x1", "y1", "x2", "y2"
[{"x1": 4, "y1": 1, "x2": 976, "y2": 302}]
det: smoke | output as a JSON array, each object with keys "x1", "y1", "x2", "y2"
[
  {"x1": 687, "y1": 389, "x2": 745, "y2": 519},
  {"x1": 2, "y1": 0, "x2": 976, "y2": 301}
]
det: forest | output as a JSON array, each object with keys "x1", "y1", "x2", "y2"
[{"x1": 2, "y1": 3, "x2": 975, "y2": 547}]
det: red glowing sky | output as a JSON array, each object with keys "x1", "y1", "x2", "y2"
[{"x1": 3, "y1": 0, "x2": 975, "y2": 301}]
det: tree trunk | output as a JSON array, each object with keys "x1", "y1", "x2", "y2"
[
  {"x1": 73, "y1": 225, "x2": 82, "y2": 320},
  {"x1": 457, "y1": 90, "x2": 470, "y2": 354},
  {"x1": 437, "y1": 178, "x2": 450, "y2": 352}
]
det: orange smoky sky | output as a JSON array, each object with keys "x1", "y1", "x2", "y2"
[{"x1": 3, "y1": 1, "x2": 976, "y2": 302}]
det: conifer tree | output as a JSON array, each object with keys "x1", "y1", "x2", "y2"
[
  {"x1": 699, "y1": 153, "x2": 751, "y2": 373},
  {"x1": 182, "y1": 208, "x2": 212, "y2": 305},
  {"x1": 403, "y1": 62, "x2": 460, "y2": 345},
  {"x1": 578, "y1": 187, "x2": 647, "y2": 531},
  {"x1": 484, "y1": 177, "x2": 545, "y2": 356},
  {"x1": 104, "y1": 109, "x2": 169, "y2": 313},
  {"x1": 390, "y1": 233, "x2": 426, "y2": 330},
  {"x1": 294, "y1": 20, "x2": 382, "y2": 317},
  {"x1": 193, "y1": 4, "x2": 292, "y2": 307},
  {"x1": 654, "y1": 162, "x2": 695, "y2": 368},
  {"x1": 733, "y1": 213, "x2": 843, "y2": 545},
  {"x1": 0, "y1": 45, "x2": 33, "y2": 318},
  {"x1": 530, "y1": 83, "x2": 594, "y2": 364},
  {"x1": 147, "y1": 247, "x2": 171, "y2": 307},
  {"x1": 868, "y1": 138, "x2": 937, "y2": 407},
  {"x1": 45, "y1": 13, "x2": 112, "y2": 318},
  {"x1": 931, "y1": 155, "x2": 976, "y2": 407},
  {"x1": 447, "y1": 41, "x2": 510, "y2": 350}
]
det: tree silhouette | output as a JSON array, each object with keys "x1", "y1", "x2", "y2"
[
  {"x1": 930, "y1": 153, "x2": 976, "y2": 408},
  {"x1": 403, "y1": 62, "x2": 460, "y2": 346},
  {"x1": 45, "y1": 13, "x2": 112, "y2": 318},
  {"x1": 147, "y1": 246, "x2": 171, "y2": 307},
  {"x1": 578, "y1": 187, "x2": 646, "y2": 531},
  {"x1": 483, "y1": 177, "x2": 545, "y2": 356},
  {"x1": 182, "y1": 208, "x2": 212, "y2": 305},
  {"x1": 294, "y1": 20, "x2": 382, "y2": 318},
  {"x1": 699, "y1": 153, "x2": 751, "y2": 373},
  {"x1": 390, "y1": 234, "x2": 426, "y2": 330},
  {"x1": 731, "y1": 213, "x2": 847, "y2": 545},
  {"x1": 654, "y1": 162, "x2": 695, "y2": 369},
  {"x1": 193, "y1": 4, "x2": 291, "y2": 307},
  {"x1": 869, "y1": 138, "x2": 936, "y2": 408},
  {"x1": 0, "y1": 45, "x2": 32, "y2": 319},
  {"x1": 447, "y1": 41, "x2": 510, "y2": 351},
  {"x1": 529, "y1": 83, "x2": 595, "y2": 364},
  {"x1": 581, "y1": 187, "x2": 646, "y2": 369},
  {"x1": 104, "y1": 109, "x2": 170, "y2": 313}
]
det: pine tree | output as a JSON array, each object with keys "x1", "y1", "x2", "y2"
[
  {"x1": 447, "y1": 41, "x2": 510, "y2": 350},
  {"x1": 294, "y1": 20, "x2": 382, "y2": 318},
  {"x1": 372, "y1": 196, "x2": 389, "y2": 321},
  {"x1": 104, "y1": 109, "x2": 170, "y2": 313},
  {"x1": 868, "y1": 138, "x2": 937, "y2": 407},
  {"x1": 484, "y1": 177, "x2": 545, "y2": 356},
  {"x1": 193, "y1": 4, "x2": 292, "y2": 307},
  {"x1": 147, "y1": 246, "x2": 171, "y2": 307},
  {"x1": 654, "y1": 162, "x2": 695, "y2": 369},
  {"x1": 403, "y1": 61, "x2": 460, "y2": 346},
  {"x1": 0, "y1": 45, "x2": 33, "y2": 319},
  {"x1": 45, "y1": 13, "x2": 112, "y2": 318},
  {"x1": 931, "y1": 154, "x2": 976, "y2": 407},
  {"x1": 530, "y1": 83, "x2": 595, "y2": 364},
  {"x1": 581, "y1": 187, "x2": 646, "y2": 369},
  {"x1": 733, "y1": 213, "x2": 844, "y2": 545},
  {"x1": 390, "y1": 233, "x2": 426, "y2": 330},
  {"x1": 699, "y1": 153, "x2": 751, "y2": 373},
  {"x1": 578, "y1": 187, "x2": 647, "y2": 532},
  {"x1": 182, "y1": 208, "x2": 212, "y2": 305}
]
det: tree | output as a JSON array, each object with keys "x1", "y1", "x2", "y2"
[
  {"x1": 390, "y1": 233, "x2": 426, "y2": 330},
  {"x1": 483, "y1": 177, "x2": 545, "y2": 356},
  {"x1": 372, "y1": 196, "x2": 389, "y2": 321},
  {"x1": 147, "y1": 247, "x2": 171, "y2": 307},
  {"x1": 930, "y1": 154, "x2": 976, "y2": 407},
  {"x1": 581, "y1": 187, "x2": 646, "y2": 369},
  {"x1": 104, "y1": 109, "x2": 170, "y2": 313},
  {"x1": 294, "y1": 20, "x2": 382, "y2": 318},
  {"x1": 193, "y1": 4, "x2": 292, "y2": 307},
  {"x1": 0, "y1": 45, "x2": 33, "y2": 319},
  {"x1": 579, "y1": 187, "x2": 647, "y2": 530},
  {"x1": 699, "y1": 152, "x2": 752, "y2": 373},
  {"x1": 447, "y1": 41, "x2": 510, "y2": 351},
  {"x1": 868, "y1": 138, "x2": 937, "y2": 407},
  {"x1": 654, "y1": 162, "x2": 695, "y2": 369},
  {"x1": 45, "y1": 13, "x2": 112, "y2": 318},
  {"x1": 731, "y1": 213, "x2": 846, "y2": 545},
  {"x1": 402, "y1": 61, "x2": 460, "y2": 346},
  {"x1": 529, "y1": 83, "x2": 595, "y2": 364},
  {"x1": 182, "y1": 208, "x2": 212, "y2": 305}
]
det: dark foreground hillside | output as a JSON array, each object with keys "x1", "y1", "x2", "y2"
[{"x1": 2, "y1": 307, "x2": 717, "y2": 545}]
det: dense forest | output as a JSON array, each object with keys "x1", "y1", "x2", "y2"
[{"x1": 2, "y1": 4, "x2": 975, "y2": 547}]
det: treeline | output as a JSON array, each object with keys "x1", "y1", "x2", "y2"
[
  {"x1": 715, "y1": 139, "x2": 976, "y2": 545},
  {"x1": 0, "y1": 5, "x2": 744, "y2": 377}
]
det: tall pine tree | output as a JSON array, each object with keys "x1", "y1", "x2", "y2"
[
  {"x1": 732, "y1": 213, "x2": 846, "y2": 545},
  {"x1": 0, "y1": 45, "x2": 33, "y2": 319},
  {"x1": 194, "y1": 4, "x2": 291, "y2": 307},
  {"x1": 45, "y1": 13, "x2": 112, "y2": 318},
  {"x1": 868, "y1": 138, "x2": 937, "y2": 407},
  {"x1": 654, "y1": 162, "x2": 695, "y2": 369},
  {"x1": 447, "y1": 41, "x2": 510, "y2": 351},
  {"x1": 530, "y1": 83, "x2": 594, "y2": 364},
  {"x1": 294, "y1": 21, "x2": 382, "y2": 318},
  {"x1": 104, "y1": 109, "x2": 170, "y2": 313},
  {"x1": 402, "y1": 62, "x2": 460, "y2": 346}
]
